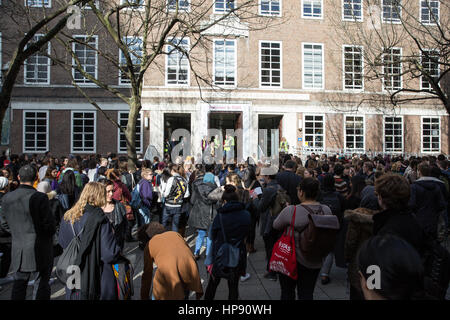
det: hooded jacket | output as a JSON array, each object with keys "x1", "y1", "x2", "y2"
[
  {"x1": 409, "y1": 177, "x2": 448, "y2": 239},
  {"x1": 188, "y1": 176, "x2": 217, "y2": 230}
]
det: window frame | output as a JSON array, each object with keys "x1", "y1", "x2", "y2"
[
  {"x1": 259, "y1": 40, "x2": 283, "y2": 88},
  {"x1": 70, "y1": 110, "x2": 97, "y2": 154},
  {"x1": 302, "y1": 42, "x2": 324, "y2": 90},
  {"x1": 214, "y1": 0, "x2": 235, "y2": 14},
  {"x1": 421, "y1": 116, "x2": 440, "y2": 154},
  {"x1": 303, "y1": 113, "x2": 326, "y2": 151},
  {"x1": 165, "y1": 37, "x2": 190, "y2": 87},
  {"x1": 420, "y1": 0, "x2": 440, "y2": 25},
  {"x1": 119, "y1": 36, "x2": 143, "y2": 86},
  {"x1": 120, "y1": 0, "x2": 145, "y2": 11},
  {"x1": 167, "y1": 0, "x2": 190, "y2": 12},
  {"x1": 381, "y1": 0, "x2": 402, "y2": 24},
  {"x1": 344, "y1": 114, "x2": 365, "y2": 153},
  {"x1": 383, "y1": 115, "x2": 404, "y2": 153},
  {"x1": 24, "y1": 34, "x2": 51, "y2": 85},
  {"x1": 342, "y1": 44, "x2": 364, "y2": 91},
  {"x1": 301, "y1": 0, "x2": 323, "y2": 19},
  {"x1": 213, "y1": 38, "x2": 237, "y2": 88},
  {"x1": 25, "y1": 0, "x2": 51, "y2": 8},
  {"x1": 420, "y1": 49, "x2": 440, "y2": 91},
  {"x1": 342, "y1": 0, "x2": 363, "y2": 22},
  {"x1": 382, "y1": 47, "x2": 402, "y2": 92},
  {"x1": 22, "y1": 110, "x2": 49, "y2": 154},
  {"x1": 72, "y1": 35, "x2": 98, "y2": 86},
  {"x1": 117, "y1": 111, "x2": 143, "y2": 154},
  {"x1": 259, "y1": 0, "x2": 282, "y2": 17}
]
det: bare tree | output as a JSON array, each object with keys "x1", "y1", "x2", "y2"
[
  {"x1": 0, "y1": 0, "x2": 90, "y2": 140},
  {"x1": 49, "y1": 0, "x2": 279, "y2": 169},
  {"x1": 330, "y1": 0, "x2": 449, "y2": 113}
]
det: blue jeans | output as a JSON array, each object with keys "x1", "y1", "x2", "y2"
[
  {"x1": 194, "y1": 229, "x2": 212, "y2": 256},
  {"x1": 162, "y1": 206, "x2": 182, "y2": 232},
  {"x1": 138, "y1": 206, "x2": 151, "y2": 225}
]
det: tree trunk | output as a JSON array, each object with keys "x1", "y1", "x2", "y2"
[{"x1": 126, "y1": 97, "x2": 141, "y2": 172}]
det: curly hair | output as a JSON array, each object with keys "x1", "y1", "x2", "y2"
[
  {"x1": 137, "y1": 222, "x2": 166, "y2": 244},
  {"x1": 64, "y1": 182, "x2": 106, "y2": 224}
]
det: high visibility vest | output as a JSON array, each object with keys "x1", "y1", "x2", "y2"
[
  {"x1": 224, "y1": 137, "x2": 234, "y2": 151},
  {"x1": 202, "y1": 139, "x2": 208, "y2": 150},
  {"x1": 214, "y1": 138, "x2": 220, "y2": 149},
  {"x1": 280, "y1": 141, "x2": 289, "y2": 152}
]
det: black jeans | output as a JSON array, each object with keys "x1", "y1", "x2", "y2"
[
  {"x1": 11, "y1": 264, "x2": 53, "y2": 300},
  {"x1": 204, "y1": 272, "x2": 240, "y2": 300},
  {"x1": 0, "y1": 242, "x2": 12, "y2": 278},
  {"x1": 263, "y1": 228, "x2": 282, "y2": 272},
  {"x1": 245, "y1": 210, "x2": 259, "y2": 247},
  {"x1": 278, "y1": 263, "x2": 321, "y2": 300}
]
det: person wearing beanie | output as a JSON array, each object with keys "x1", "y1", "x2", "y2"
[
  {"x1": 0, "y1": 177, "x2": 12, "y2": 281},
  {"x1": 187, "y1": 169, "x2": 217, "y2": 260},
  {"x1": 37, "y1": 181, "x2": 65, "y2": 258}
]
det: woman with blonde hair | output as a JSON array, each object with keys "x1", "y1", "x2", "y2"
[{"x1": 58, "y1": 182, "x2": 121, "y2": 300}]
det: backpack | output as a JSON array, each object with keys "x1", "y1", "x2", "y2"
[
  {"x1": 130, "y1": 183, "x2": 142, "y2": 210},
  {"x1": 423, "y1": 237, "x2": 450, "y2": 300},
  {"x1": 56, "y1": 224, "x2": 83, "y2": 286},
  {"x1": 166, "y1": 176, "x2": 187, "y2": 206},
  {"x1": 213, "y1": 213, "x2": 241, "y2": 280},
  {"x1": 298, "y1": 205, "x2": 340, "y2": 261},
  {"x1": 270, "y1": 187, "x2": 290, "y2": 217},
  {"x1": 112, "y1": 256, "x2": 134, "y2": 300}
]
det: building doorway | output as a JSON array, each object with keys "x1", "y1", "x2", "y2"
[
  {"x1": 164, "y1": 113, "x2": 191, "y2": 158},
  {"x1": 208, "y1": 112, "x2": 242, "y2": 162},
  {"x1": 258, "y1": 115, "x2": 283, "y2": 158}
]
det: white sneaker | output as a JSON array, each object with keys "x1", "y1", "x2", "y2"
[{"x1": 240, "y1": 273, "x2": 251, "y2": 282}]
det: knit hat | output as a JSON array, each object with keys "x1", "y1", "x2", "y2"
[
  {"x1": 0, "y1": 177, "x2": 8, "y2": 190},
  {"x1": 37, "y1": 181, "x2": 51, "y2": 194},
  {"x1": 203, "y1": 172, "x2": 215, "y2": 184}
]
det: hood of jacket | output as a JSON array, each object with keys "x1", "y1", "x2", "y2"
[
  {"x1": 47, "y1": 190, "x2": 57, "y2": 200},
  {"x1": 345, "y1": 207, "x2": 377, "y2": 225},
  {"x1": 414, "y1": 177, "x2": 444, "y2": 192},
  {"x1": 193, "y1": 179, "x2": 217, "y2": 199},
  {"x1": 217, "y1": 201, "x2": 245, "y2": 214}
]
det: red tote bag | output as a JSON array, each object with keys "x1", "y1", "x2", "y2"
[{"x1": 269, "y1": 206, "x2": 298, "y2": 280}]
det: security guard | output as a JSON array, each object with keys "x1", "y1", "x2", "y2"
[
  {"x1": 223, "y1": 135, "x2": 235, "y2": 160},
  {"x1": 280, "y1": 137, "x2": 289, "y2": 153}
]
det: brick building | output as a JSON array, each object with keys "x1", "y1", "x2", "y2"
[{"x1": 0, "y1": 0, "x2": 448, "y2": 160}]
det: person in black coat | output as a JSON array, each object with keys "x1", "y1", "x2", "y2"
[
  {"x1": 0, "y1": 177, "x2": 11, "y2": 279},
  {"x1": 276, "y1": 160, "x2": 302, "y2": 205},
  {"x1": 372, "y1": 174, "x2": 426, "y2": 257},
  {"x1": 2, "y1": 165, "x2": 56, "y2": 300},
  {"x1": 58, "y1": 182, "x2": 121, "y2": 300},
  {"x1": 409, "y1": 162, "x2": 448, "y2": 241},
  {"x1": 204, "y1": 185, "x2": 251, "y2": 300}
]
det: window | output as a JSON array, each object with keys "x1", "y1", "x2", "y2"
[
  {"x1": 303, "y1": 43, "x2": 324, "y2": 89},
  {"x1": 260, "y1": 0, "x2": 281, "y2": 16},
  {"x1": 214, "y1": 40, "x2": 236, "y2": 86},
  {"x1": 215, "y1": 0, "x2": 235, "y2": 13},
  {"x1": 304, "y1": 115, "x2": 324, "y2": 149},
  {"x1": 71, "y1": 111, "x2": 96, "y2": 153},
  {"x1": 384, "y1": 116, "x2": 403, "y2": 152},
  {"x1": 119, "y1": 37, "x2": 143, "y2": 85},
  {"x1": 72, "y1": 35, "x2": 98, "y2": 84},
  {"x1": 26, "y1": 0, "x2": 51, "y2": 7},
  {"x1": 421, "y1": 0, "x2": 439, "y2": 24},
  {"x1": 118, "y1": 112, "x2": 142, "y2": 153},
  {"x1": 120, "y1": 0, "x2": 144, "y2": 9},
  {"x1": 342, "y1": 0, "x2": 362, "y2": 21},
  {"x1": 168, "y1": 0, "x2": 189, "y2": 11},
  {"x1": 345, "y1": 115, "x2": 364, "y2": 152},
  {"x1": 302, "y1": 0, "x2": 322, "y2": 18},
  {"x1": 382, "y1": 0, "x2": 401, "y2": 23},
  {"x1": 23, "y1": 111, "x2": 48, "y2": 153},
  {"x1": 343, "y1": 45, "x2": 363, "y2": 90},
  {"x1": 422, "y1": 117, "x2": 440, "y2": 153},
  {"x1": 24, "y1": 34, "x2": 50, "y2": 84},
  {"x1": 421, "y1": 50, "x2": 439, "y2": 91},
  {"x1": 260, "y1": 41, "x2": 282, "y2": 87},
  {"x1": 382, "y1": 47, "x2": 402, "y2": 91},
  {"x1": 166, "y1": 38, "x2": 189, "y2": 85}
]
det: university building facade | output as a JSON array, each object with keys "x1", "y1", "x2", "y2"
[{"x1": 0, "y1": 0, "x2": 448, "y2": 159}]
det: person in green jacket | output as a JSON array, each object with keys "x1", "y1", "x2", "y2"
[{"x1": 58, "y1": 158, "x2": 83, "y2": 189}]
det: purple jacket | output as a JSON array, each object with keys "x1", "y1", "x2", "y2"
[{"x1": 139, "y1": 179, "x2": 153, "y2": 209}]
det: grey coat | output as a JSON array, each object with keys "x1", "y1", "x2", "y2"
[
  {"x1": 188, "y1": 178, "x2": 217, "y2": 230},
  {"x1": 254, "y1": 180, "x2": 281, "y2": 236},
  {"x1": 2, "y1": 185, "x2": 56, "y2": 272}
]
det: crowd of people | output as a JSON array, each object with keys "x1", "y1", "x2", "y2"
[{"x1": 0, "y1": 149, "x2": 449, "y2": 300}]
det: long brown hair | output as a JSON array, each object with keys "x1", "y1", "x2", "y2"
[{"x1": 64, "y1": 182, "x2": 106, "y2": 224}]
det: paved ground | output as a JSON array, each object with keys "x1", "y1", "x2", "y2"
[{"x1": 1, "y1": 226, "x2": 449, "y2": 300}]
